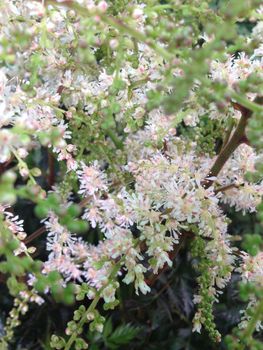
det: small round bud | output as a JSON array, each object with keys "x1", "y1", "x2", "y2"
[
  {"x1": 86, "y1": 312, "x2": 95, "y2": 321},
  {"x1": 97, "y1": 1, "x2": 108, "y2": 13},
  {"x1": 30, "y1": 167, "x2": 42, "y2": 177},
  {"x1": 27, "y1": 246, "x2": 36, "y2": 254},
  {"x1": 17, "y1": 148, "x2": 28, "y2": 158},
  {"x1": 95, "y1": 323, "x2": 104, "y2": 333},
  {"x1": 109, "y1": 39, "x2": 119, "y2": 49},
  {"x1": 1, "y1": 170, "x2": 17, "y2": 183},
  {"x1": 20, "y1": 166, "x2": 29, "y2": 178},
  {"x1": 17, "y1": 232, "x2": 27, "y2": 241},
  {"x1": 67, "y1": 9, "x2": 76, "y2": 20}
]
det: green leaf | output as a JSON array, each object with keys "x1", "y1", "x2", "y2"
[
  {"x1": 103, "y1": 318, "x2": 113, "y2": 338},
  {"x1": 105, "y1": 324, "x2": 139, "y2": 349}
]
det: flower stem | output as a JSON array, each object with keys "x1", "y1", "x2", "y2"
[
  {"x1": 214, "y1": 182, "x2": 239, "y2": 194},
  {"x1": 64, "y1": 294, "x2": 100, "y2": 350},
  {"x1": 64, "y1": 262, "x2": 121, "y2": 350},
  {"x1": 231, "y1": 93, "x2": 263, "y2": 114},
  {"x1": 202, "y1": 96, "x2": 263, "y2": 188},
  {"x1": 239, "y1": 299, "x2": 263, "y2": 350},
  {"x1": 11, "y1": 148, "x2": 37, "y2": 185}
]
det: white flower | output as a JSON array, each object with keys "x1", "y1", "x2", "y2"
[{"x1": 77, "y1": 161, "x2": 108, "y2": 197}]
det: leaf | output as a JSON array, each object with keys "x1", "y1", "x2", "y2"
[
  {"x1": 105, "y1": 324, "x2": 139, "y2": 350},
  {"x1": 103, "y1": 318, "x2": 113, "y2": 338}
]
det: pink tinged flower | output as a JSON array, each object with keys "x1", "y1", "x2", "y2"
[
  {"x1": 73, "y1": 241, "x2": 88, "y2": 259},
  {"x1": 67, "y1": 265, "x2": 83, "y2": 282},
  {"x1": 85, "y1": 266, "x2": 108, "y2": 289},
  {"x1": 19, "y1": 167, "x2": 29, "y2": 178},
  {"x1": 102, "y1": 284, "x2": 116, "y2": 303},
  {"x1": 26, "y1": 1, "x2": 45, "y2": 17},
  {"x1": 99, "y1": 220, "x2": 117, "y2": 238},
  {"x1": 83, "y1": 207, "x2": 102, "y2": 228},
  {"x1": 17, "y1": 148, "x2": 28, "y2": 159},
  {"x1": 97, "y1": 1, "x2": 108, "y2": 12},
  {"x1": 13, "y1": 243, "x2": 25, "y2": 255},
  {"x1": 1, "y1": 209, "x2": 30, "y2": 256},
  {"x1": 109, "y1": 39, "x2": 119, "y2": 49},
  {"x1": 132, "y1": 8, "x2": 144, "y2": 20},
  {"x1": 66, "y1": 155, "x2": 78, "y2": 171},
  {"x1": 77, "y1": 161, "x2": 108, "y2": 196},
  {"x1": 65, "y1": 111, "x2": 73, "y2": 119},
  {"x1": 31, "y1": 295, "x2": 45, "y2": 305},
  {"x1": 116, "y1": 214, "x2": 134, "y2": 227}
]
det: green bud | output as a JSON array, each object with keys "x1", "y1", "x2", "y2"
[
  {"x1": 34, "y1": 204, "x2": 49, "y2": 218},
  {"x1": 30, "y1": 167, "x2": 42, "y2": 177},
  {"x1": 67, "y1": 220, "x2": 89, "y2": 233}
]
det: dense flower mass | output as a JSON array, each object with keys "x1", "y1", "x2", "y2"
[{"x1": 0, "y1": 1, "x2": 263, "y2": 349}]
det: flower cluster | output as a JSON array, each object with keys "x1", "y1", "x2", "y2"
[
  {"x1": 237, "y1": 252, "x2": 263, "y2": 332},
  {"x1": 0, "y1": 205, "x2": 35, "y2": 256},
  {"x1": 0, "y1": 1, "x2": 263, "y2": 349}
]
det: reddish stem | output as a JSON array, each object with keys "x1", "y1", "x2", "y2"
[
  {"x1": 147, "y1": 96, "x2": 262, "y2": 286},
  {"x1": 24, "y1": 226, "x2": 46, "y2": 245},
  {"x1": 202, "y1": 97, "x2": 262, "y2": 188},
  {"x1": 214, "y1": 183, "x2": 240, "y2": 194},
  {"x1": 0, "y1": 157, "x2": 14, "y2": 176}
]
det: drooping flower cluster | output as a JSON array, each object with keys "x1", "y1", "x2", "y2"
[
  {"x1": 237, "y1": 252, "x2": 263, "y2": 331},
  {"x1": 0, "y1": 205, "x2": 35, "y2": 256}
]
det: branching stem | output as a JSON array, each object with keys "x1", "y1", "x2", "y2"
[
  {"x1": 202, "y1": 96, "x2": 263, "y2": 188},
  {"x1": 64, "y1": 262, "x2": 122, "y2": 350}
]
